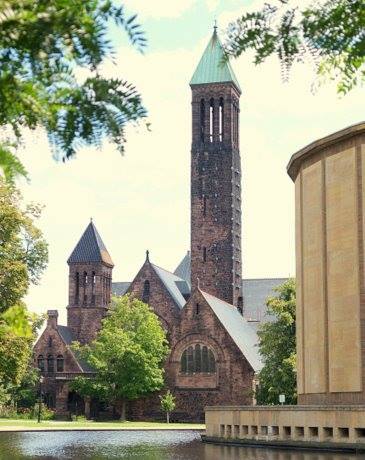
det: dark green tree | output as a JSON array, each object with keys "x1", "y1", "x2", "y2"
[
  {"x1": 256, "y1": 279, "x2": 297, "y2": 405},
  {"x1": 0, "y1": 0, "x2": 148, "y2": 181},
  {"x1": 73, "y1": 295, "x2": 169, "y2": 420},
  {"x1": 225, "y1": 0, "x2": 364, "y2": 94}
]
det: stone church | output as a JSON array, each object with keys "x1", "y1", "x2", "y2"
[{"x1": 33, "y1": 29, "x2": 284, "y2": 420}]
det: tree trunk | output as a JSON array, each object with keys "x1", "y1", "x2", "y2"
[
  {"x1": 166, "y1": 412, "x2": 169, "y2": 424},
  {"x1": 120, "y1": 399, "x2": 126, "y2": 421}
]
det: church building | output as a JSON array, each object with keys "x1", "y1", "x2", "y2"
[{"x1": 33, "y1": 29, "x2": 281, "y2": 421}]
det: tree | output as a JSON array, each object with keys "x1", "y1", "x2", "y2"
[
  {"x1": 160, "y1": 390, "x2": 176, "y2": 424},
  {"x1": 225, "y1": 0, "x2": 364, "y2": 94},
  {"x1": 0, "y1": 178, "x2": 46, "y2": 403},
  {"x1": 0, "y1": 1, "x2": 148, "y2": 181},
  {"x1": 255, "y1": 279, "x2": 296, "y2": 405},
  {"x1": 0, "y1": 303, "x2": 44, "y2": 399},
  {"x1": 73, "y1": 295, "x2": 169, "y2": 420},
  {"x1": 0, "y1": 178, "x2": 48, "y2": 312}
]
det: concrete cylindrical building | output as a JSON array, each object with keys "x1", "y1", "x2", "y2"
[{"x1": 287, "y1": 122, "x2": 365, "y2": 405}]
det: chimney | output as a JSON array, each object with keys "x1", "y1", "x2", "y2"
[{"x1": 47, "y1": 310, "x2": 58, "y2": 329}]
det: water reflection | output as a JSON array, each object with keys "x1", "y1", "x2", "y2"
[
  {"x1": 0, "y1": 431, "x2": 364, "y2": 460},
  {"x1": 204, "y1": 444, "x2": 365, "y2": 460}
]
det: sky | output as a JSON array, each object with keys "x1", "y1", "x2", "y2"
[{"x1": 17, "y1": 0, "x2": 365, "y2": 324}]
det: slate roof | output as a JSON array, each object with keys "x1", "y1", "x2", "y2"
[
  {"x1": 172, "y1": 252, "x2": 288, "y2": 323},
  {"x1": 242, "y1": 278, "x2": 289, "y2": 322},
  {"x1": 174, "y1": 251, "x2": 191, "y2": 285},
  {"x1": 112, "y1": 282, "x2": 131, "y2": 296},
  {"x1": 151, "y1": 264, "x2": 187, "y2": 309},
  {"x1": 200, "y1": 290, "x2": 262, "y2": 372},
  {"x1": 190, "y1": 29, "x2": 241, "y2": 92},
  {"x1": 67, "y1": 221, "x2": 113, "y2": 267},
  {"x1": 57, "y1": 325, "x2": 94, "y2": 373}
]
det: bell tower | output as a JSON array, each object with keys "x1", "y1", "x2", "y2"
[
  {"x1": 66, "y1": 220, "x2": 114, "y2": 343},
  {"x1": 190, "y1": 27, "x2": 242, "y2": 310}
]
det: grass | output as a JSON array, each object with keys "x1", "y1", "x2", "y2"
[{"x1": 0, "y1": 419, "x2": 205, "y2": 431}]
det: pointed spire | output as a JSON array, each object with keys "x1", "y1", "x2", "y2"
[
  {"x1": 190, "y1": 28, "x2": 241, "y2": 92},
  {"x1": 146, "y1": 249, "x2": 150, "y2": 261},
  {"x1": 67, "y1": 221, "x2": 114, "y2": 267}
]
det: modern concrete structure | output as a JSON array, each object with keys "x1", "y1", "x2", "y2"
[
  {"x1": 204, "y1": 122, "x2": 365, "y2": 450},
  {"x1": 288, "y1": 121, "x2": 365, "y2": 405}
]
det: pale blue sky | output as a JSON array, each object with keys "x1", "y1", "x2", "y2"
[{"x1": 18, "y1": 0, "x2": 365, "y2": 323}]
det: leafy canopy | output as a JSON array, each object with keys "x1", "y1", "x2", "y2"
[
  {"x1": 225, "y1": 0, "x2": 365, "y2": 94},
  {"x1": 72, "y1": 295, "x2": 169, "y2": 403},
  {"x1": 0, "y1": 178, "x2": 48, "y2": 312},
  {"x1": 0, "y1": 0, "x2": 148, "y2": 181},
  {"x1": 160, "y1": 390, "x2": 176, "y2": 413},
  {"x1": 256, "y1": 279, "x2": 297, "y2": 405}
]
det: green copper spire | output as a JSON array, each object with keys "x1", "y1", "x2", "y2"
[{"x1": 190, "y1": 27, "x2": 241, "y2": 92}]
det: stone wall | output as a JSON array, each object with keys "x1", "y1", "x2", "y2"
[{"x1": 190, "y1": 82, "x2": 242, "y2": 308}]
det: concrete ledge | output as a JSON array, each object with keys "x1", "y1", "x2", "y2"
[
  {"x1": 201, "y1": 435, "x2": 365, "y2": 453},
  {"x1": 205, "y1": 405, "x2": 365, "y2": 447}
]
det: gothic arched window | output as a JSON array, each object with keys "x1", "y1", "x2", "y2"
[
  {"x1": 83, "y1": 271, "x2": 88, "y2": 303},
  {"x1": 142, "y1": 280, "x2": 150, "y2": 304},
  {"x1": 75, "y1": 272, "x2": 79, "y2": 304},
  {"x1": 48, "y1": 337, "x2": 53, "y2": 348},
  {"x1": 219, "y1": 97, "x2": 224, "y2": 142},
  {"x1": 200, "y1": 99, "x2": 205, "y2": 143},
  {"x1": 209, "y1": 98, "x2": 214, "y2": 143},
  {"x1": 91, "y1": 271, "x2": 96, "y2": 304},
  {"x1": 180, "y1": 345, "x2": 216, "y2": 374},
  {"x1": 47, "y1": 355, "x2": 54, "y2": 373},
  {"x1": 37, "y1": 355, "x2": 45, "y2": 372},
  {"x1": 56, "y1": 355, "x2": 64, "y2": 372}
]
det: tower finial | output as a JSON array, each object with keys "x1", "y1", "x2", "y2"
[
  {"x1": 146, "y1": 249, "x2": 150, "y2": 261},
  {"x1": 213, "y1": 19, "x2": 217, "y2": 34},
  {"x1": 90, "y1": 217, "x2": 93, "y2": 222}
]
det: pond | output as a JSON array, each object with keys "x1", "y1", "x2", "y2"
[{"x1": 0, "y1": 431, "x2": 364, "y2": 460}]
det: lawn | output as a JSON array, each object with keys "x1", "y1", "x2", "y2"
[{"x1": 0, "y1": 419, "x2": 205, "y2": 431}]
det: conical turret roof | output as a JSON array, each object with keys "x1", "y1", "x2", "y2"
[
  {"x1": 190, "y1": 28, "x2": 241, "y2": 92},
  {"x1": 67, "y1": 221, "x2": 113, "y2": 267}
]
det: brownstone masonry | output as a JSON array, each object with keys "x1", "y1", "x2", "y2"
[{"x1": 33, "y1": 29, "x2": 262, "y2": 421}]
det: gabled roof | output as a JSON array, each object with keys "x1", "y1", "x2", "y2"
[
  {"x1": 172, "y1": 251, "x2": 287, "y2": 324},
  {"x1": 58, "y1": 325, "x2": 94, "y2": 373},
  {"x1": 200, "y1": 290, "x2": 263, "y2": 372},
  {"x1": 174, "y1": 251, "x2": 191, "y2": 285},
  {"x1": 151, "y1": 264, "x2": 187, "y2": 309},
  {"x1": 112, "y1": 282, "x2": 131, "y2": 296},
  {"x1": 67, "y1": 221, "x2": 113, "y2": 266},
  {"x1": 190, "y1": 29, "x2": 241, "y2": 92}
]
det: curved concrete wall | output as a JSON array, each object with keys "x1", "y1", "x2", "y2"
[{"x1": 287, "y1": 122, "x2": 365, "y2": 404}]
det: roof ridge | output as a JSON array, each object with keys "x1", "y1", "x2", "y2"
[{"x1": 151, "y1": 262, "x2": 183, "y2": 280}]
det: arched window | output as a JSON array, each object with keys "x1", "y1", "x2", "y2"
[
  {"x1": 75, "y1": 272, "x2": 79, "y2": 304},
  {"x1": 200, "y1": 99, "x2": 205, "y2": 143},
  {"x1": 48, "y1": 337, "x2": 53, "y2": 348},
  {"x1": 47, "y1": 355, "x2": 54, "y2": 373},
  {"x1": 180, "y1": 345, "x2": 216, "y2": 374},
  {"x1": 142, "y1": 280, "x2": 150, "y2": 304},
  {"x1": 37, "y1": 355, "x2": 45, "y2": 372},
  {"x1": 91, "y1": 271, "x2": 96, "y2": 304},
  {"x1": 209, "y1": 98, "x2": 214, "y2": 143},
  {"x1": 56, "y1": 355, "x2": 64, "y2": 372},
  {"x1": 219, "y1": 97, "x2": 224, "y2": 142},
  {"x1": 83, "y1": 272, "x2": 88, "y2": 303}
]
